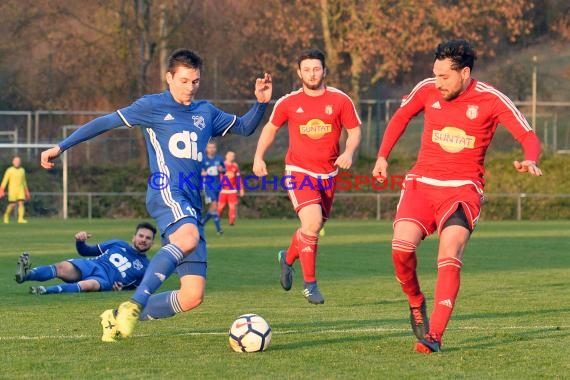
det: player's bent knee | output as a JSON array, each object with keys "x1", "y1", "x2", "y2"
[{"x1": 178, "y1": 292, "x2": 203, "y2": 311}]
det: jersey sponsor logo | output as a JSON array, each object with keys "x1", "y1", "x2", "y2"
[
  {"x1": 296, "y1": 107, "x2": 304, "y2": 113},
  {"x1": 133, "y1": 259, "x2": 144, "y2": 270},
  {"x1": 299, "y1": 119, "x2": 332, "y2": 140},
  {"x1": 432, "y1": 126, "x2": 476, "y2": 153},
  {"x1": 325, "y1": 105, "x2": 333, "y2": 115},
  {"x1": 466, "y1": 105, "x2": 479, "y2": 120},
  {"x1": 164, "y1": 113, "x2": 175, "y2": 121},
  {"x1": 108, "y1": 253, "x2": 132, "y2": 278},
  {"x1": 431, "y1": 101, "x2": 441, "y2": 109},
  {"x1": 192, "y1": 115, "x2": 206, "y2": 130},
  {"x1": 168, "y1": 131, "x2": 203, "y2": 161}
]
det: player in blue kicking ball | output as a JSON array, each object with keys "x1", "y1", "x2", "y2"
[{"x1": 40, "y1": 48, "x2": 272, "y2": 342}]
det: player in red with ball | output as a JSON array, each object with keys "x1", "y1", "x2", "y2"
[
  {"x1": 254, "y1": 49, "x2": 361, "y2": 304},
  {"x1": 372, "y1": 39, "x2": 543, "y2": 353}
]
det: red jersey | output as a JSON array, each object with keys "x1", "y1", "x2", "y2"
[
  {"x1": 270, "y1": 86, "x2": 361, "y2": 177},
  {"x1": 378, "y1": 78, "x2": 540, "y2": 188},
  {"x1": 220, "y1": 162, "x2": 240, "y2": 194}
]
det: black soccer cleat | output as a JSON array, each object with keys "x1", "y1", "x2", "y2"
[
  {"x1": 409, "y1": 298, "x2": 429, "y2": 340},
  {"x1": 303, "y1": 282, "x2": 325, "y2": 305},
  {"x1": 415, "y1": 333, "x2": 442, "y2": 354},
  {"x1": 278, "y1": 250, "x2": 293, "y2": 291},
  {"x1": 15, "y1": 252, "x2": 31, "y2": 283}
]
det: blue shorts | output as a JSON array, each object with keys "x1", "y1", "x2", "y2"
[
  {"x1": 176, "y1": 261, "x2": 208, "y2": 277},
  {"x1": 67, "y1": 259, "x2": 113, "y2": 290},
  {"x1": 155, "y1": 208, "x2": 208, "y2": 273},
  {"x1": 204, "y1": 188, "x2": 220, "y2": 204}
]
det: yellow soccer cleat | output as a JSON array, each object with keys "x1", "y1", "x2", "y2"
[
  {"x1": 115, "y1": 301, "x2": 141, "y2": 338},
  {"x1": 99, "y1": 309, "x2": 119, "y2": 343}
]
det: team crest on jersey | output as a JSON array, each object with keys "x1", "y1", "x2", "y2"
[
  {"x1": 325, "y1": 105, "x2": 333, "y2": 115},
  {"x1": 466, "y1": 105, "x2": 479, "y2": 120},
  {"x1": 133, "y1": 259, "x2": 143, "y2": 270},
  {"x1": 192, "y1": 115, "x2": 206, "y2": 130}
]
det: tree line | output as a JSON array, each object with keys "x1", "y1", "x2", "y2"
[{"x1": 0, "y1": 0, "x2": 568, "y2": 112}]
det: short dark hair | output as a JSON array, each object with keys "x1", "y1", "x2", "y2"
[
  {"x1": 434, "y1": 39, "x2": 477, "y2": 71},
  {"x1": 136, "y1": 222, "x2": 157, "y2": 238},
  {"x1": 167, "y1": 49, "x2": 203, "y2": 74},
  {"x1": 297, "y1": 49, "x2": 326, "y2": 70}
]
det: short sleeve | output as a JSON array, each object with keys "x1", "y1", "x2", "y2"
[{"x1": 117, "y1": 96, "x2": 154, "y2": 128}]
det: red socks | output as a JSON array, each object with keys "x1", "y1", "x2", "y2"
[
  {"x1": 429, "y1": 257, "x2": 463, "y2": 337},
  {"x1": 286, "y1": 229, "x2": 318, "y2": 283},
  {"x1": 392, "y1": 239, "x2": 424, "y2": 307},
  {"x1": 285, "y1": 229, "x2": 300, "y2": 265}
]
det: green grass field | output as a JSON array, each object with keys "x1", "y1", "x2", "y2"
[{"x1": 1, "y1": 219, "x2": 569, "y2": 379}]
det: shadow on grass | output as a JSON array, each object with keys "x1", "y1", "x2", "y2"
[{"x1": 447, "y1": 326, "x2": 570, "y2": 353}]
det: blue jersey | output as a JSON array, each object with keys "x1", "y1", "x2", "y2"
[
  {"x1": 91, "y1": 240, "x2": 149, "y2": 287},
  {"x1": 202, "y1": 154, "x2": 225, "y2": 192},
  {"x1": 117, "y1": 91, "x2": 237, "y2": 223},
  {"x1": 58, "y1": 89, "x2": 266, "y2": 252}
]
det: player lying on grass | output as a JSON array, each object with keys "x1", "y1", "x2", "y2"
[{"x1": 15, "y1": 222, "x2": 156, "y2": 295}]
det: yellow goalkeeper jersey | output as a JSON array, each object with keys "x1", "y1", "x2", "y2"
[{"x1": 1, "y1": 166, "x2": 28, "y2": 201}]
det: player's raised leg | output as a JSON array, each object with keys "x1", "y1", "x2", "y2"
[{"x1": 114, "y1": 222, "x2": 199, "y2": 338}]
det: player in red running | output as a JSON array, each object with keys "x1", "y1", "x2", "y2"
[
  {"x1": 217, "y1": 151, "x2": 244, "y2": 226},
  {"x1": 372, "y1": 39, "x2": 543, "y2": 353},
  {"x1": 254, "y1": 49, "x2": 361, "y2": 304}
]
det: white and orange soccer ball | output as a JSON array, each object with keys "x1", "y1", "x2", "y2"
[{"x1": 228, "y1": 313, "x2": 272, "y2": 352}]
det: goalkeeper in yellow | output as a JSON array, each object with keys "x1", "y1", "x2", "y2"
[{"x1": 0, "y1": 156, "x2": 31, "y2": 224}]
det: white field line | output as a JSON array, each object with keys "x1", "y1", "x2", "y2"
[{"x1": 0, "y1": 325, "x2": 567, "y2": 341}]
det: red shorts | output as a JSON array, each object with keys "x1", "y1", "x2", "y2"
[
  {"x1": 284, "y1": 170, "x2": 336, "y2": 220},
  {"x1": 218, "y1": 191, "x2": 238, "y2": 205},
  {"x1": 395, "y1": 177, "x2": 483, "y2": 236}
]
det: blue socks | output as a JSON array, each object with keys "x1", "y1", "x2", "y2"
[
  {"x1": 213, "y1": 213, "x2": 222, "y2": 233},
  {"x1": 131, "y1": 244, "x2": 184, "y2": 307},
  {"x1": 139, "y1": 291, "x2": 182, "y2": 320},
  {"x1": 45, "y1": 283, "x2": 81, "y2": 294},
  {"x1": 203, "y1": 211, "x2": 222, "y2": 233},
  {"x1": 26, "y1": 265, "x2": 57, "y2": 282}
]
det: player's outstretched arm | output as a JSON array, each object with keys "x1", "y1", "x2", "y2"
[
  {"x1": 513, "y1": 160, "x2": 543, "y2": 176},
  {"x1": 41, "y1": 113, "x2": 124, "y2": 169},
  {"x1": 253, "y1": 122, "x2": 279, "y2": 176},
  {"x1": 335, "y1": 126, "x2": 362, "y2": 169}
]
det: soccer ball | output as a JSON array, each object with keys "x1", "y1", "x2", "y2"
[{"x1": 228, "y1": 313, "x2": 272, "y2": 352}]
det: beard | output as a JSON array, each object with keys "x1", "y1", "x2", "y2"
[
  {"x1": 134, "y1": 242, "x2": 150, "y2": 252},
  {"x1": 441, "y1": 87, "x2": 462, "y2": 101},
  {"x1": 303, "y1": 76, "x2": 325, "y2": 90}
]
